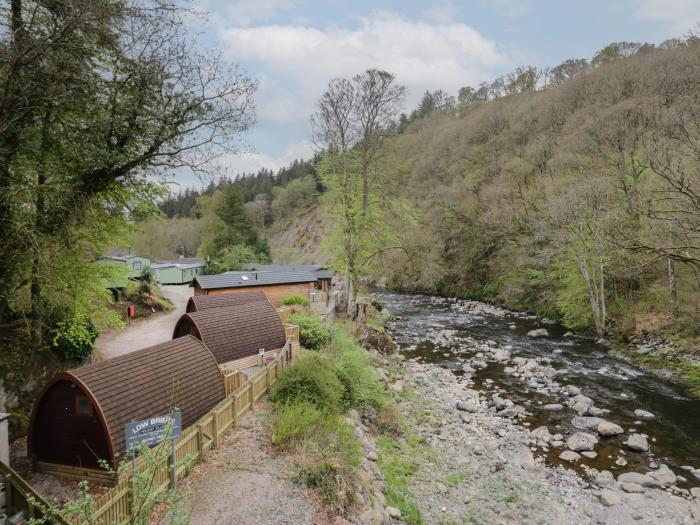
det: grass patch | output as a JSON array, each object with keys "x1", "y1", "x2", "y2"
[{"x1": 376, "y1": 435, "x2": 423, "y2": 525}]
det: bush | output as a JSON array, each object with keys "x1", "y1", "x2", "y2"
[
  {"x1": 280, "y1": 294, "x2": 310, "y2": 308},
  {"x1": 269, "y1": 352, "x2": 343, "y2": 412},
  {"x1": 51, "y1": 311, "x2": 99, "y2": 362},
  {"x1": 288, "y1": 312, "x2": 333, "y2": 351},
  {"x1": 272, "y1": 400, "x2": 325, "y2": 445},
  {"x1": 331, "y1": 328, "x2": 389, "y2": 411}
]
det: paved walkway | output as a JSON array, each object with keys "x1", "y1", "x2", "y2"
[{"x1": 94, "y1": 285, "x2": 193, "y2": 361}]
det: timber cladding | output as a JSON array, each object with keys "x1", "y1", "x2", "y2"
[
  {"x1": 28, "y1": 336, "x2": 225, "y2": 469},
  {"x1": 173, "y1": 300, "x2": 288, "y2": 365},
  {"x1": 193, "y1": 281, "x2": 314, "y2": 308}
]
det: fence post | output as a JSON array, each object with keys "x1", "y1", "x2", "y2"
[
  {"x1": 249, "y1": 382, "x2": 255, "y2": 411},
  {"x1": 212, "y1": 409, "x2": 219, "y2": 448},
  {"x1": 232, "y1": 394, "x2": 239, "y2": 426},
  {"x1": 197, "y1": 424, "x2": 204, "y2": 461}
]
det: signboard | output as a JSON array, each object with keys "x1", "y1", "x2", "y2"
[{"x1": 125, "y1": 411, "x2": 181, "y2": 450}]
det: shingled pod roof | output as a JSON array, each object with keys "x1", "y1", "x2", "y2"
[
  {"x1": 186, "y1": 290, "x2": 271, "y2": 313},
  {"x1": 173, "y1": 301, "x2": 287, "y2": 364},
  {"x1": 28, "y1": 336, "x2": 225, "y2": 469}
]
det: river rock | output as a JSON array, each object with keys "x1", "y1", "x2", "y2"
[
  {"x1": 572, "y1": 416, "x2": 604, "y2": 431},
  {"x1": 621, "y1": 482, "x2": 646, "y2": 493},
  {"x1": 492, "y1": 348, "x2": 510, "y2": 361},
  {"x1": 499, "y1": 405, "x2": 525, "y2": 418},
  {"x1": 625, "y1": 433, "x2": 650, "y2": 452},
  {"x1": 597, "y1": 421, "x2": 624, "y2": 436},
  {"x1": 587, "y1": 406, "x2": 609, "y2": 417},
  {"x1": 634, "y1": 409, "x2": 655, "y2": 420},
  {"x1": 531, "y1": 426, "x2": 552, "y2": 443},
  {"x1": 567, "y1": 432, "x2": 598, "y2": 451},
  {"x1": 456, "y1": 401, "x2": 478, "y2": 413},
  {"x1": 572, "y1": 394, "x2": 594, "y2": 406},
  {"x1": 559, "y1": 450, "x2": 581, "y2": 462},
  {"x1": 648, "y1": 464, "x2": 677, "y2": 487},
  {"x1": 386, "y1": 506, "x2": 401, "y2": 519},
  {"x1": 527, "y1": 328, "x2": 549, "y2": 338},
  {"x1": 600, "y1": 489, "x2": 622, "y2": 506},
  {"x1": 566, "y1": 385, "x2": 582, "y2": 396},
  {"x1": 581, "y1": 451, "x2": 598, "y2": 459},
  {"x1": 595, "y1": 470, "x2": 615, "y2": 486},
  {"x1": 375, "y1": 368, "x2": 388, "y2": 382},
  {"x1": 509, "y1": 444, "x2": 536, "y2": 469},
  {"x1": 563, "y1": 331, "x2": 575, "y2": 337},
  {"x1": 542, "y1": 403, "x2": 563, "y2": 411},
  {"x1": 617, "y1": 472, "x2": 656, "y2": 487}
]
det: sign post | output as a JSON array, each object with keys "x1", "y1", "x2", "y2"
[{"x1": 125, "y1": 411, "x2": 182, "y2": 490}]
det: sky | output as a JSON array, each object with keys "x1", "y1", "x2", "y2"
[{"x1": 176, "y1": 0, "x2": 700, "y2": 188}]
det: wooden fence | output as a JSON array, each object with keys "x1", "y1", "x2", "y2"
[
  {"x1": 0, "y1": 460, "x2": 70, "y2": 524},
  {"x1": 0, "y1": 343, "x2": 295, "y2": 525},
  {"x1": 85, "y1": 346, "x2": 291, "y2": 525}
]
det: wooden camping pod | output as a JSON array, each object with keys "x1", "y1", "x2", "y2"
[
  {"x1": 185, "y1": 290, "x2": 271, "y2": 313},
  {"x1": 27, "y1": 336, "x2": 225, "y2": 471},
  {"x1": 173, "y1": 301, "x2": 287, "y2": 365}
]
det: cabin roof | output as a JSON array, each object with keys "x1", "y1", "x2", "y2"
[
  {"x1": 30, "y1": 336, "x2": 225, "y2": 461},
  {"x1": 192, "y1": 270, "x2": 316, "y2": 290},
  {"x1": 173, "y1": 301, "x2": 287, "y2": 364},
  {"x1": 186, "y1": 290, "x2": 271, "y2": 313},
  {"x1": 242, "y1": 264, "x2": 334, "y2": 280}
]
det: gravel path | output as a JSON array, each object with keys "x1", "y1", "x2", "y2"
[
  {"x1": 172, "y1": 401, "x2": 321, "y2": 525},
  {"x1": 94, "y1": 285, "x2": 192, "y2": 361}
]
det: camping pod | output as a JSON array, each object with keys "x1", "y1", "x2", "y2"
[
  {"x1": 173, "y1": 301, "x2": 287, "y2": 365},
  {"x1": 185, "y1": 290, "x2": 271, "y2": 313},
  {"x1": 28, "y1": 336, "x2": 225, "y2": 476}
]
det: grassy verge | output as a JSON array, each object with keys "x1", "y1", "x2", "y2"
[{"x1": 269, "y1": 314, "x2": 397, "y2": 518}]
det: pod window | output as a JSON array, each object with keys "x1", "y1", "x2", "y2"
[{"x1": 75, "y1": 395, "x2": 92, "y2": 416}]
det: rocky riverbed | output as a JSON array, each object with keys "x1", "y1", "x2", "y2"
[{"x1": 374, "y1": 292, "x2": 700, "y2": 524}]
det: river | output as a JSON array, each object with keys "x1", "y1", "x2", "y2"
[{"x1": 377, "y1": 290, "x2": 700, "y2": 487}]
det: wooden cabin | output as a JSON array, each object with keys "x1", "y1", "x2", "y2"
[
  {"x1": 173, "y1": 300, "x2": 287, "y2": 366},
  {"x1": 185, "y1": 290, "x2": 271, "y2": 313},
  {"x1": 191, "y1": 270, "x2": 317, "y2": 307},
  {"x1": 28, "y1": 336, "x2": 225, "y2": 478},
  {"x1": 242, "y1": 264, "x2": 334, "y2": 294}
]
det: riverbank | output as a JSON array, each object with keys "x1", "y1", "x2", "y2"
[
  {"x1": 376, "y1": 357, "x2": 700, "y2": 524},
  {"x1": 371, "y1": 291, "x2": 700, "y2": 524}
]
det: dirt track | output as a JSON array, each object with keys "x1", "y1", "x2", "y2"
[{"x1": 94, "y1": 285, "x2": 193, "y2": 361}]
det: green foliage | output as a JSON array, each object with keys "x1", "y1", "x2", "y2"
[
  {"x1": 330, "y1": 328, "x2": 390, "y2": 411},
  {"x1": 288, "y1": 312, "x2": 333, "y2": 351},
  {"x1": 50, "y1": 311, "x2": 99, "y2": 362},
  {"x1": 280, "y1": 294, "x2": 310, "y2": 307},
  {"x1": 377, "y1": 435, "x2": 423, "y2": 525},
  {"x1": 271, "y1": 400, "x2": 325, "y2": 445},
  {"x1": 269, "y1": 352, "x2": 344, "y2": 411},
  {"x1": 206, "y1": 244, "x2": 271, "y2": 273},
  {"x1": 137, "y1": 267, "x2": 156, "y2": 296},
  {"x1": 552, "y1": 254, "x2": 595, "y2": 330}
]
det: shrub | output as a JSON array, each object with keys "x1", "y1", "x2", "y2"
[
  {"x1": 280, "y1": 294, "x2": 311, "y2": 308},
  {"x1": 272, "y1": 400, "x2": 324, "y2": 445},
  {"x1": 51, "y1": 311, "x2": 99, "y2": 362},
  {"x1": 288, "y1": 312, "x2": 333, "y2": 351},
  {"x1": 331, "y1": 328, "x2": 389, "y2": 411},
  {"x1": 269, "y1": 352, "x2": 343, "y2": 412}
]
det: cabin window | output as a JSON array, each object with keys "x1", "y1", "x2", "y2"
[
  {"x1": 75, "y1": 395, "x2": 92, "y2": 416},
  {"x1": 132, "y1": 261, "x2": 142, "y2": 270}
]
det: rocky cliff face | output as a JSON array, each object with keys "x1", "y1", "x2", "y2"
[{"x1": 268, "y1": 205, "x2": 326, "y2": 264}]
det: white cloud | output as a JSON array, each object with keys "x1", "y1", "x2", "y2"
[
  {"x1": 221, "y1": 140, "x2": 315, "y2": 178},
  {"x1": 634, "y1": 0, "x2": 700, "y2": 32},
  {"x1": 218, "y1": 10, "x2": 510, "y2": 124}
]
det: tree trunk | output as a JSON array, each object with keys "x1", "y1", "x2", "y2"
[{"x1": 668, "y1": 257, "x2": 678, "y2": 316}]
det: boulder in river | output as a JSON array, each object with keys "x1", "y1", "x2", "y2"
[
  {"x1": 571, "y1": 416, "x2": 604, "y2": 431},
  {"x1": 566, "y1": 432, "x2": 598, "y2": 451},
  {"x1": 594, "y1": 470, "x2": 615, "y2": 486},
  {"x1": 633, "y1": 409, "x2": 655, "y2": 420},
  {"x1": 531, "y1": 426, "x2": 552, "y2": 443},
  {"x1": 527, "y1": 328, "x2": 549, "y2": 338},
  {"x1": 563, "y1": 331, "x2": 575, "y2": 337},
  {"x1": 617, "y1": 472, "x2": 656, "y2": 487},
  {"x1": 648, "y1": 464, "x2": 677, "y2": 487},
  {"x1": 597, "y1": 421, "x2": 624, "y2": 437},
  {"x1": 625, "y1": 433, "x2": 650, "y2": 452},
  {"x1": 559, "y1": 450, "x2": 581, "y2": 462},
  {"x1": 542, "y1": 403, "x2": 563, "y2": 411}
]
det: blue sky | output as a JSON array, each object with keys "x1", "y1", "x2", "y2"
[{"x1": 177, "y1": 0, "x2": 700, "y2": 188}]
